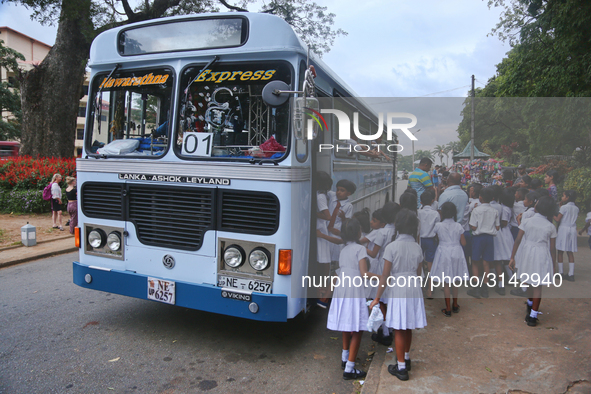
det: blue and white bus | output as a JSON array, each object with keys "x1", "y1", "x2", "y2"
[{"x1": 73, "y1": 12, "x2": 397, "y2": 322}]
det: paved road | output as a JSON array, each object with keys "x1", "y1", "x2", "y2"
[{"x1": 0, "y1": 252, "x2": 376, "y2": 394}]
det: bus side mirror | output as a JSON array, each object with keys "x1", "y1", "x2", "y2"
[
  {"x1": 262, "y1": 81, "x2": 291, "y2": 107},
  {"x1": 293, "y1": 97, "x2": 320, "y2": 140}
]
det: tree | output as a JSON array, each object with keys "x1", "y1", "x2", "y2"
[
  {"x1": 414, "y1": 149, "x2": 434, "y2": 162},
  {"x1": 0, "y1": 39, "x2": 25, "y2": 141},
  {"x1": 432, "y1": 144, "x2": 446, "y2": 165},
  {"x1": 8, "y1": 0, "x2": 347, "y2": 157}
]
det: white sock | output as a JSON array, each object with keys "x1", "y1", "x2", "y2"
[
  {"x1": 342, "y1": 349, "x2": 349, "y2": 362},
  {"x1": 530, "y1": 309, "x2": 539, "y2": 319},
  {"x1": 381, "y1": 323, "x2": 389, "y2": 336},
  {"x1": 404, "y1": 352, "x2": 410, "y2": 360},
  {"x1": 527, "y1": 299, "x2": 533, "y2": 306},
  {"x1": 345, "y1": 361, "x2": 355, "y2": 373},
  {"x1": 397, "y1": 361, "x2": 406, "y2": 370},
  {"x1": 520, "y1": 285, "x2": 527, "y2": 292},
  {"x1": 569, "y1": 263, "x2": 574, "y2": 276},
  {"x1": 558, "y1": 263, "x2": 564, "y2": 274},
  {"x1": 499, "y1": 280, "x2": 504, "y2": 288}
]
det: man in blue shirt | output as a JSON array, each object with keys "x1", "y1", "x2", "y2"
[
  {"x1": 438, "y1": 172, "x2": 468, "y2": 222},
  {"x1": 409, "y1": 158, "x2": 434, "y2": 208}
]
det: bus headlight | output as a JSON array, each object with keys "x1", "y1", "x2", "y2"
[
  {"x1": 88, "y1": 229, "x2": 106, "y2": 248},
  {"x1": 249, "y1": 248, "x2": 270, "y2": 271},
  {"x1": 224, "y1": 245, "x2": 245, "y2": 268},
  {"x1": 107, "y1": 232, "x2": 121, "y2": 251}
]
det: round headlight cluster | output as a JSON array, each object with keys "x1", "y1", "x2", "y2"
[
  {"x1": 249, "y1": 248, "x2": 270, "y2": 271},
  {"x1": 88, "y1": 229, "x2": 122, "y2": 251},
  {"x1": 107, "y1": 232, "x2": 121, "y2": 251},
  {"x1": 224, "y1": 245, "x2": 245, "y2": 268},
  {"x1": 88, "y1": 229, "x2": 106, "y2": 248}
]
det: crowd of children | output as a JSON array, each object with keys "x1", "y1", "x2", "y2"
[{"x1": 316, "y1": 168, "x2": 588, "y2": 382}]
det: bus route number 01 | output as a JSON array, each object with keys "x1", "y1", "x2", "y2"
[{"x1": 182, "y1": 132, "x2": 213, "y2": 157}]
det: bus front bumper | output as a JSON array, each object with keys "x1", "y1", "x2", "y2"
[{"x1": 73, "y1": 262, "x2": 288, "y2": 322}]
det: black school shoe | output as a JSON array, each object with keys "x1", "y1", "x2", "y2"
[
  {"x1": 341, "y1": 360, "x2": 346, "y2": 370},
  {"x1": 406, "y1": 359, "x2": 411, "y2": 371},
  {"x1": 495, "y1": 286, "x2": 506, "y2": 296},
  {"x1": 525, "y1": 315, "x2": 538, "y2": 327},
  {"x1": 526, "y1": 302, "x2": 532, "y2": 316},
  {"x1": 371, "y1": 331, "x2": 393, "y2": 346},
  {"x1": 563, "y1": 274, "x2": 575, "y2": 282},
  {"x1": 466, "y1": 288, "x2": 481, "y2": 299},
  {"x1": 343, "y1": 369, "x2": 367, "y2": 380},
  {"x1": 480, "y1": 287, "x2": 489, "y2": 298},
  {"x1": 388, "y1": 364, "x2": 409, "y2": 381},
  {"x1": 510, "y1": 288, "x2": 529, "y2": 297}
]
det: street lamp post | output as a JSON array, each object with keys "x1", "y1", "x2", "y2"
[{"x1": 411, "y1": 129, "x2": 420, "y2": 171}]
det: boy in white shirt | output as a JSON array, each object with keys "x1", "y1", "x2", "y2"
[
  {"x1": 418, "y1": 190, "x2": 439, "y2": 298},
  {"x1": 467, "y1": 187, "x2": 500, "y2": 299}
]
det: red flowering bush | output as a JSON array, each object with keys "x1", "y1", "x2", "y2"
[
  {"x1": 0, "y1": 156, "x2": 76, "y2": 191},
  {"x1": 529, "y1": 159, "x2": 573, "y2": 183}
]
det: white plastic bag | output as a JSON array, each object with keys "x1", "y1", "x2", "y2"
[{"x1": 366, "y1": 300, "x2": 384, "y2": 333}]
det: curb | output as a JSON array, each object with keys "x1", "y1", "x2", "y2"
[
  {"x1": 361, "y1": 346, "x2": 386, "y2": 394},
  {"x1": 0, "y1": 235, "x2": 73, "y2": 252},
  {"x1": 0, "y1": 245, "x2": 78, "y2": 269}
]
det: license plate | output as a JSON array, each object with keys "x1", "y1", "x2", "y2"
[
  {"x1": 147, "y1": 277, "x2": 176, "y2": 305},
  {"x1": 217, "y1": 275, "x2": 272, "y2": 294}
]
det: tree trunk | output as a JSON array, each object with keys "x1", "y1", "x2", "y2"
[{"x1": 19, "y1": 0, "x2": 92, "y2": 158}]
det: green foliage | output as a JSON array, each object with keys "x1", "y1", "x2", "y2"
[
  {"x1": 0, "y1": 189, "x2": 49, "y2": 213},
  {"x1": 0, "y1": 39, "x2": 25, "y2": 141},
  {"x1": 563, "y1": 167, "x2": 591, "y2": 207},
  {"x1": 397, "y1": 155, "x2": 413, "y2": 171}
]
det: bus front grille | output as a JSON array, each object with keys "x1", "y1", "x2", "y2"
[
  {"x1": 81, "y1": 183, "x2": 279, "y2": 251},
  {"x1": 128, "y1": 185, "x2": 214, "y2": 251},
  {"x1": 218, "y1": 190, "x2": 279, "y2": 235}
]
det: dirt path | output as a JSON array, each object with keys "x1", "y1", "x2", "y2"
[{"x1": 0, "y1": 212, "x2": 73, "y2": 248}]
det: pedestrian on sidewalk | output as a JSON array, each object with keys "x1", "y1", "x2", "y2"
[
  {"x1": 326, "y1": 219, "x2": 379, "y2": 380},
  {"x1": 65, "y1": 177, "x2": 78, "y2": 235},
  {"x1": 50, "y1": 173, "x2": 64, "y2": 231},
  {"x1": 467, "y1": 187, "x2": 499, "y2": 299},
  {"x1": 509, "y1": 196, "x2": 557, "y2": 327},
  {"x1": 555, "y1": 190, "x2": 579, "y2": 281},
  {"x1": 418, "y1": 190, "x2": 439, "y2": 298},
  {"x1": 370, "y1": 209, "x2": 426, "y2": 381},
  {"x1": 431, "y1": 202, "x2": 468, "y2": 317}
]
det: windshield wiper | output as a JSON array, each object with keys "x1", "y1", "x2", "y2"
[{"x1": 94, "y1": 63, "x2": 121, "y2": 135}]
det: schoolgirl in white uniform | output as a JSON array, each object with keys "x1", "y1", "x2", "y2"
[
  {"x1": 430, "y1": 202, "x2": 468, "y2": 317},
  {"x1": 509, "y1": 197, "x2": 557, "y2": 327},
  {"x1": 494, "y1": 189, "x2": 515, "y2": 294},
  {"x1": 555, "y1": 190, "x2": 579, "y2": 281},
  {"x1": 327, "y1": 219, "x2": 379, "y2": 380},
  {"x1": 370, "y1": 209, "x2": 426, "y2": 381}
]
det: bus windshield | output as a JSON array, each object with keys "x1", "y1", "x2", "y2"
[
  {"x1": 86, "y1": 68, "x2": 173, "y2": 157},
  {"x1": 174, "y1": 61, "x2": 291, "y2": 160}
]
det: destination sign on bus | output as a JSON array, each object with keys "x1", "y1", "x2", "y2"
[{"x1": 118, "y1": 173, "x2": 230, "y2": 185}]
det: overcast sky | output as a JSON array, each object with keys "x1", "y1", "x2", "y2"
[{"x1": 0, "y1": 1, "x2": 509, "y2": 162}]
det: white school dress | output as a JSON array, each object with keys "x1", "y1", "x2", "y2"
[
  {"x1": 556, "y1": 202, "x2": 579, "y2": 252},
  {"x1": 366, "y1": 227, "x2": 388, "y2": 299},
  {"x1": 382, "y1": 234, "x2": 427, "y2": 330},
  {"x1": 327, "y1": 242, "x2": 369, "y2": 332},
  {"x1": 494, "y1": 205, "x2": 514, "y2": 261},
  {"x1": 514, "y1": 213, "x2": 557, "y2": 285},
  {"x1": 316, "y1": 192, "x2": 331, "y2": 264},
  {"x1": 521, "y1": 207, "x2": 536, "y2": 224},
  {"x1": 430, "y1": 219, "x2": 469, "y2": 284}
]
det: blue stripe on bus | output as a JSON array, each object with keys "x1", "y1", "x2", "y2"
[{"x1": 73, "y1": 262, "x2": 288, "y2": 322}]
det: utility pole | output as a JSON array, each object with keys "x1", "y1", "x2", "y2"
[{"x1": 470, "y1": 75, "x2": 475, "y2": 161}]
